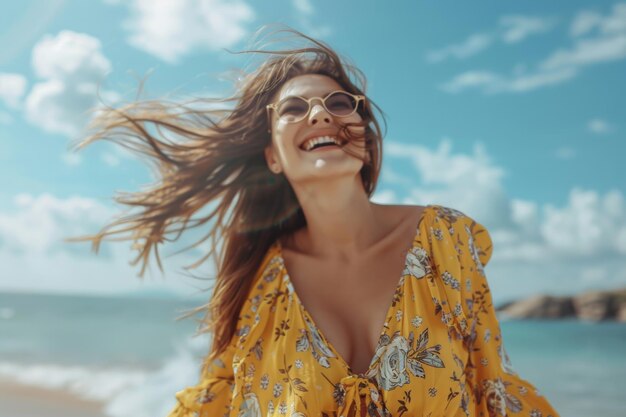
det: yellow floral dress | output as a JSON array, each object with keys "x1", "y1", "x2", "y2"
[{"x1": 168, "y1": 205, "x2": 560, "y2": 417}]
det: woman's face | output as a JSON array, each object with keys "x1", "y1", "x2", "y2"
[{"x1": 264, "y1": 74, "x2": 367, "y2": 185}]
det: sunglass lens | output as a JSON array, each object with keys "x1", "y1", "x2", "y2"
[
  {"x1": 325, "y1": 92, "x2": 357, "y2": 116},
  {"x1": 277, "y1": 97, "x2": 309, "y2": 122}
]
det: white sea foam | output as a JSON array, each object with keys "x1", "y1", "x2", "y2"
[
  {"x1": 0, "y1": 333, "x2": 211, "y2": 417},
  {"x1": 0, "y1": 361, "x2": 147, "y2": 401},
  {"x1": 105, "y1": 334, "x2": 210, "y2": 417}
]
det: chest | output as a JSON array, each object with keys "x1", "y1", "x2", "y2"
[{"x1": 283, "y1": 241, "x2": 413, "y2": 375}]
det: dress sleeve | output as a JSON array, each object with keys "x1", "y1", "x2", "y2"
[
  {"x1": 167, "y1": 340, "x2": 236, "y2": 417},
  {"x1": 453, "y1": 212, "x2": 561, "y2": 417},
  {"x1": 166, "y1": 245, "x2": 281, "y2": 417}
]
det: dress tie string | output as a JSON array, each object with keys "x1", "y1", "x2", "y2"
[{"x1": 336, "y1": 374, "x2": 385, "y2": 417}]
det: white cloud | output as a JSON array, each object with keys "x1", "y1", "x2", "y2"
[
  {"x1": 292, "y1": 0, "x2": 313, "y2": 15},
  {"x1": 439, "y1": 67, "x2": 577, "y2": 94},
  {"x1": 440, "y1": 4, "x2": 626, "y2": 94},
  {"x1": 541, "y1": 3, "x2": 626, "y2": 71},
  {"x1": 540, "y1": 33, "x2": 626, "y2": 71},
  {"x1": 570, "y1": 10, "x2": 604, "y2": 37},
  {"x1": 426, "y1": 14, "x2": 554, "y2": 63},
  {"x1": 510, "y1": 198, "x2": 541, "y2": 238},
  {"x1": 384, "y1": 138, "x2": 626, "y2": 300},
  {"x1": 571, "y1": 3, "x2": 626, "y2": 37},
  {"x1": 0, "y1": 193, "x2": 115, "y2": 255},
  {"x1": 386, "y1": 138, "x2": 509, "y2": 226},
  {"x1": 110, "y1": 0, "x2": 254, "y2": 63},
  {"x1": 499, "y1": 15, "x2": 556, "y2": 43},
  {"x1": 31, "y1": 32, "x2": 111, "y2": 82},
  {"x1": 602, "y1": 2, "x2": 626, "y2": 34},
  {"x1": 504, "y1": 67, "x2": 577, "y2": 92},
  {"x1": 541, "y1": 188, "x2": 626, "y2": 256},
  {"x1": 439, "y1": 70, "x2": 502, "y2": 93},
  {"x1": 0, "y1": 248, "x2": 209, "y2": 297},
  {"x1": 0, "y1": 73, "x2": 28, "y2": 108},
  {"x1": 0, "y1": 193, "x2": 216, "y2": 297},
  {"x1": 587, "y1": 118, "x2": 614, "y2": 134},
  {"x1": 426, "y1": 34, "x2": 493, "y2": 63},
  {"x1": 24, "y1": 31, "x2": 117, "y2": 139}
]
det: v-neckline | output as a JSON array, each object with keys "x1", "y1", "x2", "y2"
[{"x1": 275, "y1": 205, "x2": 432, "y2": 377}]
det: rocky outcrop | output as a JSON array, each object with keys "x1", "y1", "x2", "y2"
[
  {"x1": 496, "y1": 288, "x2": 626, "y2": 322},
  {"x1": 499, "y1": 295, "x2": 576, "y2": 319}
]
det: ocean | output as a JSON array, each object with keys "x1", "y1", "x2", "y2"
[{"x1": 0, "y1": 291, "x2": 624, "y2": 417}]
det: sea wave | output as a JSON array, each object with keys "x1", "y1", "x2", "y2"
[{"x1": 0, "y1": 333, "x2": 211, "y2": 417}]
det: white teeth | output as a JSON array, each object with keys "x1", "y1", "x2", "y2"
[{"x1": 301, "y1": 136, "x2": 342, "y2": 151}]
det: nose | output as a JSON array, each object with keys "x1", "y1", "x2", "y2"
[{"x1": 308, "y1": 102, "x2": 332, "y2": 126}]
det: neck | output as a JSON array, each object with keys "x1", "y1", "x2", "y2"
[{"x1": 287, "y1": 174, "x2": 384, "y2": 260}]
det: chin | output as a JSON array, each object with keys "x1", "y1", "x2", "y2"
[{"x1": 300, "y1": 164, "x2": 364, "y2": 182}]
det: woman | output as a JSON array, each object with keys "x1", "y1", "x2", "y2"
[{"x1": 70, "y1": 28, "x2": 560, "y2": 417}]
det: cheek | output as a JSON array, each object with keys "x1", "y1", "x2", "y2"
[
  {"x1": 275, "y1": 119, "x2": 295, "y2": 136},
  {"x1": 274, "y1": 120, "x2": 289, "y2": 132},
  {"x1": 272, "y1": 124, "x2": 300, "y2": 154}
]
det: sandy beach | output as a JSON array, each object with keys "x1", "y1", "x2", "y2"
[{"x1": 0, "y1": 380, "x2": 108, "y2": 417}]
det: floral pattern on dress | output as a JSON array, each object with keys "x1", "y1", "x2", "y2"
[
  {"x1": 478, "y1": 378, "x2": 523, "y2": 416},
  {"x1": 239, "y1": 392, "x2": 262, "y2": 417},
  {"x1": 295, "y1": 314, "x2": 336, "y2": 368},
  {"x1": 366, "y1": 328, "x2": 445, "y2": 391},
  {"x1": 168, "y1": 205, "x2": 560, "y2": 417},
  {"x1": 403, "y1": 246, "x2": 432, "y2": 278},
  {"x1": 498, "y1": 342, "x2": 518, "y2": 376}
]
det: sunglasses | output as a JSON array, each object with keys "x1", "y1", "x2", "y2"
[{"x1": 266, "y1": 90, "x2": 365, "y2": 128}]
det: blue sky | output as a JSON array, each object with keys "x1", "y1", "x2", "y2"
[{"x1": 1, "y1": 0, "x2": 625, "y2": 302}]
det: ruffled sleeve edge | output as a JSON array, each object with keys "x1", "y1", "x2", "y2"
[{"x1": 169, "y1": 377, "x2": 235, "y2": 416}]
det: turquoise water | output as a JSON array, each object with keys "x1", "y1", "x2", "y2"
[
  {"x1": 1, "y1": 292, "x2": 624, "y2": 417},
  {"x1": 0, "y1": 292, "x2": 201, "y2": 368},
  {"x1": 501, "y1": 319, "x2": 626, "y2": 417}
]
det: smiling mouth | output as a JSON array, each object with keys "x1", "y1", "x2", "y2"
[{"x1": 300, "y1": 136, "x2": 347, "y2": 152}]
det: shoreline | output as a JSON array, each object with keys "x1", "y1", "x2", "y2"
[{"x1": 0, "y1": 379, "x2": 108, "y2": 417}]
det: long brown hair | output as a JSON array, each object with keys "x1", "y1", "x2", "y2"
[{"x1": 66, "y1": 26, "x2": 386, "y2": 364}]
